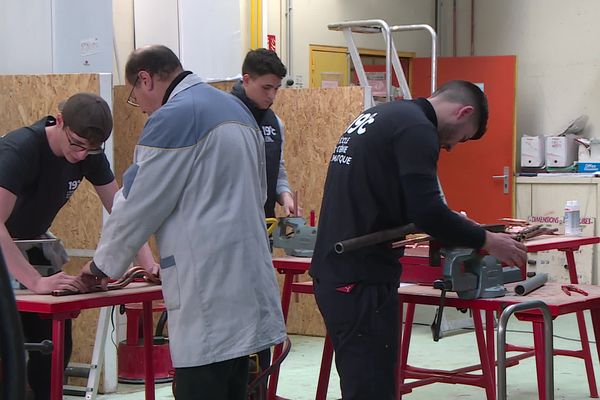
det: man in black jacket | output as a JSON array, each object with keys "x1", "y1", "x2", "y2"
[
  {"x1": 310, "y1": 80, "x2": 528, "y2": 400},
  {"x1": 232, "y1": 48, "x2": 295, "y2": 218}
]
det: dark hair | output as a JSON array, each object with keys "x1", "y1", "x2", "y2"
[
  {"x1": 60, "y1": 93, "x2": 112, "y2": 146},
  {"x1": 125, "y1": 45, "x2": 183, "y2": 85},
  {"x1": 431, "y1": 80, "x2": 489, "y2": 140},
  {"x1": 242, "y1": 48, "x2": 287, "y2": 78}
]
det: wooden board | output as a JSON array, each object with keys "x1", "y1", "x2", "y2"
[
  {"x1": 271, "y1": 86, "x2": 366, "y2": 335},
  {"x1": 112, "y1": 85, "x2": 147, "y2": 185}
]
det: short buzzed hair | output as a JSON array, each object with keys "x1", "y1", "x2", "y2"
[
  {"x1": 125, "y1": 45, "x2": 183, "y2": 85},
  {"x1": 431, "y1": 80, "x2": 489, "y2": 140},
  {"x1": 242, "y1": 48, "x2": 287, "y2": 79}
]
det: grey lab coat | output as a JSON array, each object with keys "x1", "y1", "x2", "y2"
[{"x1": 94, "y1": 74, "x2": 286, "y2": 367}]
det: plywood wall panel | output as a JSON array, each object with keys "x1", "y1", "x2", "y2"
[
  {"x1": 272, "y1": 87, "x2": 365, "y2": 222},
  {"x1": 271, "y1": 87, "x2": 366, "y2": 335},
  {"x1": 112, "y1": 85, "x2": 147, "y2": 185},
  {"x1": 210, "y1": 80, "x2": 238, "y2": 93}
]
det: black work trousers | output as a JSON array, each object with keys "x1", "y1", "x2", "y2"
[
  {"x1": 175, "y1": 356, "x2": 250, "y2": 400},
  {"x1": 20, "y1": 312, "x2": 73, "y2": 400},
  {"x1": 314, "y1": 279, "x2": 399, "y2": 400}
]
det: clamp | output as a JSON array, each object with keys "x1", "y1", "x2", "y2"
[{"x1": 561, "y1": 284, "x2": 588, "y2": 296}]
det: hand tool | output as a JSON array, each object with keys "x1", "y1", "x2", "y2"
[
  {"x1": 561, "y1": 284, "x2": 588, "y2": 296},
  {"x1": 514, "y1": 224, "x2": 558, "y2": 241}
]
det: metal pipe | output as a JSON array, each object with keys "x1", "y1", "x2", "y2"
[
  {"x1": 334, "y1": 223, "x2": 418, "y2": 254},
  {"x1": 514, "y1": 273, "x2": 548, "y2": 296},
  {"x1": 389, "y1": 24, "x2": 437, "y2": 93},
  {"x1": 497, "y1": 301, "x2": 554, "y2": 399},
  {"x1": 453, "y1": 0, "x2": 457, "y2": 56},
  {"x1": 286, "y1": 0, "x2": 293, "y2": 77},
  {"x1": 470, "y1": 0, "x2": 475, "y2": 56}
]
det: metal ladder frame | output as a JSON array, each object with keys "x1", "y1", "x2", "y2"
[
  {"x1": 63, "y1": 306, "x2": 113, "y2": 399},
  {"x1": 497, "y1": 300, "x2": 554, "y2": 400},
  {"x1": 327, "y1": 19, "x2": 438, "y2": 104}
]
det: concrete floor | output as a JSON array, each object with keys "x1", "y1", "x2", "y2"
[{"x1": 91, "y1": 311, "x2": 599, "y2": 400}]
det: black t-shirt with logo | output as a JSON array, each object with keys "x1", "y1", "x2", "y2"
[
  {"x1": 0, "y1": 117, "x2": 114, "y2": 239},
  {"x1": 310, "y1": 98, "x2": 486, "y2": 285}
]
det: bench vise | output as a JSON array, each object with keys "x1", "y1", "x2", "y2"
[
  {"x1": 431, "y1": 248, "x2": 522, "y2": 341},
  {"x1": 434, "y1": 248, "x2": 522, "y2": 300},
  {"x1": 272, "y1": 217, "x2": 317, "y2": 257}
]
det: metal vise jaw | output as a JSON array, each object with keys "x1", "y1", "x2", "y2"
[
  {"x1": 272, "y1": 217, "x2": 317, "y2": 257},
  {"x1": 435, "y1": 248, "x2": 521, "y2": 300}
]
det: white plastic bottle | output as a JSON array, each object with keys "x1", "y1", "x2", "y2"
[{"x1": 564, "y1": 200, "x2": 581, "y2": 236}]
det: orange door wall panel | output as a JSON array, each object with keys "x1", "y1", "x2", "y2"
[{"x1": 411, "y1": 56, "x2": 517, "y2": 224}]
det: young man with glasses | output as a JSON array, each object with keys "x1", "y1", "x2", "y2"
[
  {"x1": 79, "y1": 45, "x2": 286, "y2": 400},
  {"x1": 0, "y1": 92, "x2": 158, "y2": 399}
]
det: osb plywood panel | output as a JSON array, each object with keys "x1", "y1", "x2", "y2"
[
  {"x1": 210, "y1": 80, "x2": 238, "y2": 93},
  {"x1": 113, "y1": 85, "x2": 147, "y2": 185},
  {"x1": 271, "y1": 87, "x2": 366, "y2": 335},
  {"x1": 272, "y1": 87, "x2": 365, "y2": 223},
  {"x1": 0, "y1": 74, "x2": 103, "y2": 250}
]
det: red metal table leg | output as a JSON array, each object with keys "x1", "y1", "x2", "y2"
[
  {"x1": 485, "y1": 310, "x2": 496, "y2": 387},
  {"x1": 397, "y1": 303, "x2": 414, "y2": 400},
  {"x1": 473, "y1": 310, "x2": 495, "y2": 400},
  {"x1": 565, "y1": 250, "x2": 579, "y2": 284},
  {"x1": 51, "y1": 318, "x2": 65, "y2": 400},
  {"x1": 532, "y1": 320, "x2": 548, "y2": 400},
  {"x1": 591, "y1": 309, "x2": 600, "y2": 374},
  {"x1": 576, "y1": 310, "x2": 599, "y2": 397},
  {"x1": 268, "y1": 272, "x2": 295, "y2": 400},
  {"x1": 565, "y1": 249, "x2": 598, "y2": 397},
  {"x1": 143, "y1": 301, "x2": 155, "y2": 400},
  {"x1": 315, "y1": 335, "x2": 334, "y2": 400}
]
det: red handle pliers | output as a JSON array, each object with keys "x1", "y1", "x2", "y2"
[{"x1": 561, "y1": 284, "x2": 589, "y2": 296}]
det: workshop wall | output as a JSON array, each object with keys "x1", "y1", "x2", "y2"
[{"x1": 448, "y1": 0, "x2": 600, "y2": 152}]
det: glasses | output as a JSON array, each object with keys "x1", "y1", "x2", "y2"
[
  {"x1": 127, "y1": 75, "x2": 140, "y2": 107},
  {"x1": 64, "y1": 127, "x2": 105, "y2": 155}
]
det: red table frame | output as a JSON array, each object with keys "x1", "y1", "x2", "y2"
[
  {"x1": 270, "y1": 235, "x2": 600, "y2": 400},
  {"x1": 398, "y1": 281, "x2": 600, "y2": 400},
  {"x1": 15, "y1": 283, "x2": 163, "y2": 400}
]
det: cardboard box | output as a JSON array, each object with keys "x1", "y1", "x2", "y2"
[
  {"x1": 521, "y1": 136, "x2": 545, "y2": 167},
  {"x1": 546, "y1": 136, "x2": 578, "y2": 167}
]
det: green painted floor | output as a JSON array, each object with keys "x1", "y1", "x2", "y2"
[{"x1": 92, "y1": 312, "x2": 599, "y2": 399}]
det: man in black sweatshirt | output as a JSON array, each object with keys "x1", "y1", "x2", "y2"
[
  {"x1": 232, "y1": 48, "x2": 295, "y2": 218},
  {"x1": 310, "y1": 80, "x2": 527, "y2": 400}
]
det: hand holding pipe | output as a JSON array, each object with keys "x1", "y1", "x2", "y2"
[{"x1": 335, "y1": 223, "x2": 507, "y2": 255}]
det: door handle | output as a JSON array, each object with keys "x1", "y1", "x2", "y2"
[{"x1": 491, "y1": 166, "x2": 510, "y2": 194}]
